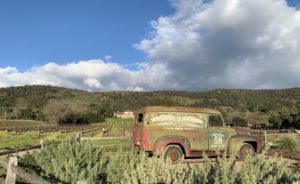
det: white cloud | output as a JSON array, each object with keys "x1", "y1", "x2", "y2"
[
  {"x1": 84, "y1": 78, "x2": 102, "y2": 89},
  {"x1": 0, "y1": 60, "x2": 169, "y2": 91},
  {"x1": 135, "y1": 0, "x2": 300, "y2": 90},
  {"x1": 1, "y1": 0, "x2": 300, "y2": 91}
]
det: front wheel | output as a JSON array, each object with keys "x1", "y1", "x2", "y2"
[
  {"x1": 163, "y1": 145, "x2": 183, "y2": 164},
  {"x1": 239, "y1": 143, "x2": 255, "y2": 159}
]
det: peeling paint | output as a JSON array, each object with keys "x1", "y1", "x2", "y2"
[{"x1": 133, "y1": 106, "x2": 263, "y2": 158}]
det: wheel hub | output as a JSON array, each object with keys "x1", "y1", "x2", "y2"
[
  {"x1": 241, "y1": 147, "x2": 253, "y2": 157},
  {"x1": 167, "y1": 149, "x2": 180, "y2": 162}
]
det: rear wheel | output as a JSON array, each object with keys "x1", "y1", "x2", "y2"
[
  {"x1": 239, "y1": 143, "x2": 255, "y2": 159},
  {"x1": 163, "y1": 145, "x2": 183, "y2": 163}
]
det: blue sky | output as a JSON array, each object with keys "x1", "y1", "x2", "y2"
[
  {"x1": 0, "y1": 0, "x2": 173, "y2": 71},
  {"x1": 0, "y1": 0, "x2": 300, "y2": 91},
  {"x1": 287, "y1": 0, "x2": 300, "y2": 8}
]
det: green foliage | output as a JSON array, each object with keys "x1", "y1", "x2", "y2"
[
  {"x1": 0, "y1": 130, "x2": 80, "y2": 151},
  {"x1": 0, "y1": 131, "x2": 40, "y2": 150},
  {"x1": 20, "y1": 141, "x2": 300, "y2": 184},
  {"x1": 105, "y1": 118, "x2": 134, "y2": 127},
  {"x1": 32, "y1": 141, "x2": 108, "y2": 184},
  {"x1": 58, "y1": 113, "x2": 89, "y2": 124},
  {"x1": 106, "y1": 151, "x2": 207, "y2": 184},
  {"x1": 239, "y1": 154, "x2": 298, "y2": 184},
  {"x1": 268, "y1": 107, "x2": 300, "y2": 129},
  {"x1": 105, "y1": 118, "x2": 134, "y2": 136},
  {"x1": 106, "y1": 152, "x2": 299, "y2": 184},
  {"x1": 231, "y1": 117, "x2": 248, "y2": 127},
  {"x1": 0, "y1": 119, "x2": 44, "y2": 127},
  {"x1": 275, "y1": 136, "x2": 298, "y2": 150},
  {"x1": 208, "y1": 154, "x2": 238, "y2": 184},
  {"x1": 265, "y1": 135, "x2": 300, "y2": 151},
  {"x1": 2, "y1": 85, "x2": 300, "y2": 128}
]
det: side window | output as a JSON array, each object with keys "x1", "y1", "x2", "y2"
[
  {"x1": 138, "y1": 113, "x2": 144, "y2": 123},
  {"x1": 208, "y1": 115, "x2": 223, "y2": 127},
  {"x1": 180, "y1": 114, "x2": 207, "y2": 128}
]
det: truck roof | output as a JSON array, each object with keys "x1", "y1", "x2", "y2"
[{"x1": 139, "y1": 106, "x2": 221, "y2": 114}]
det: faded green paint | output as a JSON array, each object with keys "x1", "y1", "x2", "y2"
[{"x1": 132, "y1": 106, "x2": 263, "y2": 158}]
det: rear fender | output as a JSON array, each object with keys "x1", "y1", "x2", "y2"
[{"x1": 153, "y1": 136, "x2": 190, "y2": 155}]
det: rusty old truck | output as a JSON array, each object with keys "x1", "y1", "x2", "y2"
[{"x1": 132, "y1": 106, "x2": 263, "y2": 163}]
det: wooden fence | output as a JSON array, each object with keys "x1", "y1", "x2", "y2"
[
  {"x1": 0, "y1": 124, "x2": 107, "y2": 134},
  {"x1": 0, "y1": 157, "x2": 50, "y2": 184},
  {"x1": 0, "y1": 157, "x2": 89, "y2": 184},
  {"x1": 0, "y1": 140, "x2": 61, "y2": 157},
  {"x1": 0, "y1": 135, "x2": 132, "y2": 183}
]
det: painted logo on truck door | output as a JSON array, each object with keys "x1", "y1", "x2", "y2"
[{"x1": 211, "y1": 133, "x2": 225, "y2": 145}]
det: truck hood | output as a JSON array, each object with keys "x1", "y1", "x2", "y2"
[{"x1": 232, "y1": 127, "x2": 251, "y2": 135}]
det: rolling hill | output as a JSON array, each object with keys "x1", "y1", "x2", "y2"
[{"x1": 0, "y1": 85, "x2": 300, "y2": 127}]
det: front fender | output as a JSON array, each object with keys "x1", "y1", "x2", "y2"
[
  {"x1": 153, "y1": 136, "x2": 191, "y2": 155},
  {"x1": 228, "y1": 135, "x2": 262, "y2": 155}
]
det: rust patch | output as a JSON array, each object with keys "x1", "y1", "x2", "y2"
[{"x1": 132, "y1": 106, "x2": 263, "y2": 160}]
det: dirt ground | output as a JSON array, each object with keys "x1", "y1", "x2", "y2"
[
  {"x1": 267, "y1": 149, "x2": 300, "y2": 172},
  {"x1": 180, "y1": 149, "x2": 300, "y2": 174}
]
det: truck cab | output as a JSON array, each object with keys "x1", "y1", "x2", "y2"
[{"x1": 133, "y1": 106, "x2": 263, "y2": 163}]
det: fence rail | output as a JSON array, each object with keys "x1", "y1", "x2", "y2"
[
  {"x1": 0, "y1": 157, "x2": 51, "y2": 184},
  {"x1": 0, "y1": 136, "x2": 101, "y2": 184},
  {"x1": 80, "y1": 136, "x2": 131, "y2": 141},
  {"x1": 0, "y1": 124, "x2": 108, "y2": 134},
  {"x1": 0, "y1": 145, "x2": 41, "y2": 157}
]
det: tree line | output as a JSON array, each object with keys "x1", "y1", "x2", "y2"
[{"x1": 0, "y1": 85, "x2": 300, "y2": 128}]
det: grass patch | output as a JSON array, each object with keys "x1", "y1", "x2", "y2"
[
  {"x1": 86, "y1": 139, "x2": 131, "y2": 147},
  {"x1": 107, "y1": 125, "x2": 124, "y2": 137},
  {"x1": 0, "y1": 119, "x2": 44, "y2": 127},
  {"x1": 105, "y1": 118, "x2": 134, "y2": 137},
  {"x1": 267, "y1": 134, "x2": 300, "y2": 151},
  {"x1": 276, "y1": 136, "x2": 298, "y2": 150},
  {"x1": 105, "y1": 118, "x2": 134, "y2": 127},
  {"x1": 0, "y1": 130, "x2": 80, "y2": 151},
  {"x1": 0, "y1": 129, "x2": 131, "y2": 151}
]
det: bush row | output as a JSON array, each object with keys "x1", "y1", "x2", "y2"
[{"x1": 20, "y1": 141, "x2": 300, "y2": 184}]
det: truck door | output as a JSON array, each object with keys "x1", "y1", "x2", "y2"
[
  {"x1": 208, "y1": 115, "x2": 229, "y2": 152},
  {"x1": 132, "y1": 113, "x2": 144, "y2": 148}
]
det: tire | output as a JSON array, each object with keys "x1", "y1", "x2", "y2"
[
  {"x1": 163, "y1": 145, "x2": 183, "y2": 163},
  {"x1": 239, "y1": 143, "x2": 255, "y2": 159}
]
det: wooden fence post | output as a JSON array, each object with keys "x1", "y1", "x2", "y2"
[
  {"x1": 40, "y1": 140, "x2": 44, "y2": 150},
  {"x1": 264, "y1": 131, "x2": 268, "y2": 150},
  {"x1": 264, "y1": 131, "x2": 267, "y2": 143},
  {"x1": 76, "y1": 181, "x2": 88, "y2": 184},
  {"x1": 75, "y1": 133, "x2": 80, "y2": 142},
  {"x1": 5, "y1": 157, "x2": 17, "y2": 184}
]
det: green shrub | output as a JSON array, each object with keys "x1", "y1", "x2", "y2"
[
  {"x1": 32, "y1": 141, "x2": 108, "y2": 184},
  {"x1": 20, "y1": 142, "x2": 299, "y2": 184},
  {"x1": 275, "y1": 136, "x2": 298, "y2": 150},
  {"x1": 106, "y1": 152, "x2": 299, "y2": 184},
  {"x1": 239, "y1": 154, "x2": 298, "y2": 184},
  {"x1": 106, "y1": 151, "x2": 207, "y2": 184},
  {"x1": 208, "y1": 154, "x2": 238, "y2": 184},
  {"x1": 231, "y1": 117, "x2": 248, "y2": 127}
]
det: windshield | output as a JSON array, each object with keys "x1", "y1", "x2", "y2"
[{"x1": 208, "y1": 115, "x2": 224, "y2": 127}]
